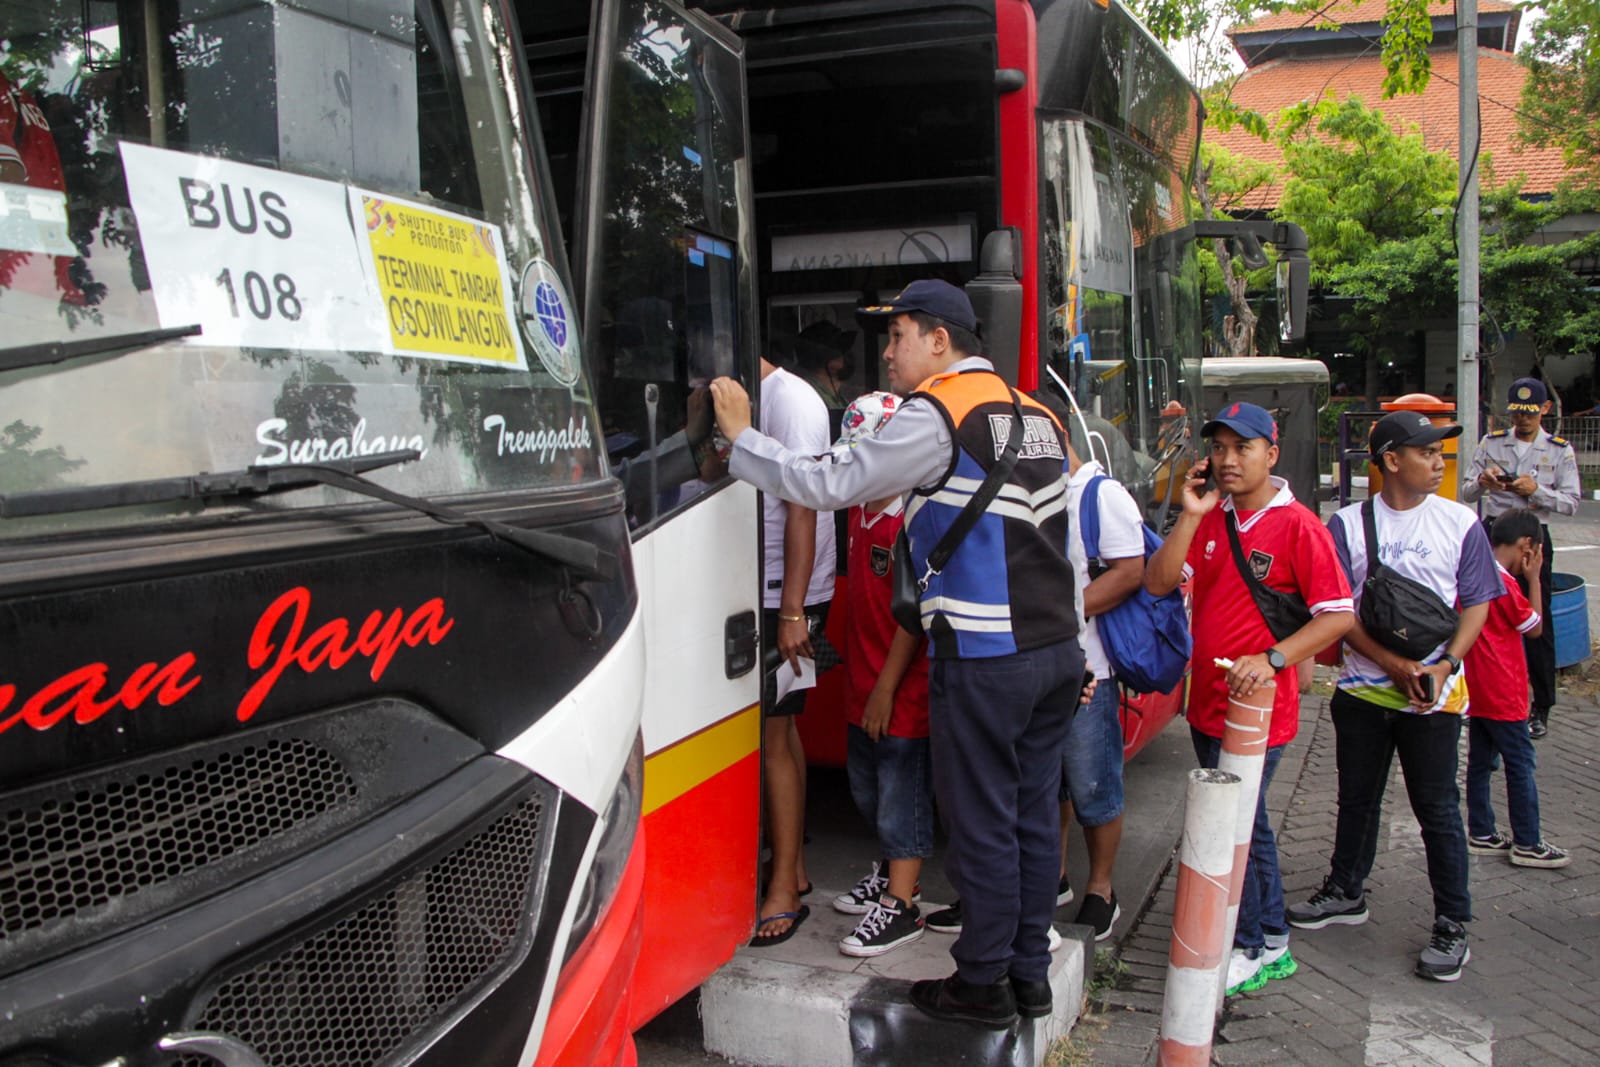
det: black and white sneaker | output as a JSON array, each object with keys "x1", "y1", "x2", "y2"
[
  {"x1": 926, "y1": 899, "x2": 963, "y2": 934},
  {"x1": 840, "y1": 895, "x2": 924, "y2": 957},
  {"x1": 834, "y1": 862, "x2": 889, "y2": 915},
  {"x1": 1286, "y1": 878, "x2": 1369, "y2": 929},
  {"x1": 1415, "y1": 917, "x2": 1470, "y2": 981},
  {"x1": 834, "y1": 862, "x2": 920, "y2": 914},
  {"x1": 1057, "y1": 874, "x2": 1074, "y2": 907},
  {"x1": 1510, "y1": 840, "x2": 1571, "y2": 868},
  {"x1": 1075, "y1": 891, "x2": 1120, "y2": 942},
  {"x1": 1467, "y1": 831, "x2": 1513, "y2": 855}
]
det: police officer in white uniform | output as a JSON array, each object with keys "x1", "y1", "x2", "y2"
[{"x1": 1462, "y1": 377, "x2": 1581, "y2": 738}]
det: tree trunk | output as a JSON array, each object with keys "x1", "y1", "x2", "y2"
[{"x1": 1195, "y1": 161, "x2": 1258, "y2": 358}]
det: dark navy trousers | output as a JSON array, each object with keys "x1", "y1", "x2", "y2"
[{"x1": 930, "y1": 638, "x2": 1085, "y2": 985}]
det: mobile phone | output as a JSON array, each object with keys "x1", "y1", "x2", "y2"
[
  {"x1": 1419, "y1": 672, "x2": 1435, "y2": 702},
  {"x1": 1082, "y1": 669, "x2": 1096, "y2": 690},
  {"x1": 1496, "y1": 471, "x2": 1517, "y2": 484},
  {"x1": 1195, "y1": 458, "x2": 1214, "y2": 492}
]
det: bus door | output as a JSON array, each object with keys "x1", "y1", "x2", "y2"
[{"x1": 573, "y1": 0, "x2": 763, "y2": 1026}]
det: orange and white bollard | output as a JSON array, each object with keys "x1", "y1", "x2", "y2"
[
  {"x1": 1214, "y1": 683, "x2": 1274, "y2": 1007},
  {"x1": 1158, "y1": 767, "x2": 1241, "y2": 1067}
]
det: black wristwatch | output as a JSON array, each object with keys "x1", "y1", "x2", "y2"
[
  {"x1": 1441, "y1": 652, "x2": 1462, "y2": 673},
  {"x1": 1265, "y1": 648, "x2": 1288, "y2": 672}
]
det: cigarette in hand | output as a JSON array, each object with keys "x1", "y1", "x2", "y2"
[{"x1": 1214, "y1": 657, "x2": 1235, "y2": 669}]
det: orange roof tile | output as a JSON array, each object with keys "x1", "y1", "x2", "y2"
[
  {"x1": 1207, "y1": 47, "x2": 1574, "y2": 210},
  {"x1": 1232, "y1": 0, "x2": 1514, "y2": 37}
]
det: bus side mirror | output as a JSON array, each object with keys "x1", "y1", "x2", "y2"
[
  {"x1": 1277, "y1": 253, "x2": 1309, "y2": 343},
  {"x1": 967, "y1": 227, "x2": 1024, "y2": 384}
]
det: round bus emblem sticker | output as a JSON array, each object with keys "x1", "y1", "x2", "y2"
[{"x1": 518, "y1": 259, "x2": 581, "y2": 386}]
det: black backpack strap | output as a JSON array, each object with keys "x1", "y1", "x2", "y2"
[
  {"x1": 1361, "y1": 498, "x2": 1382, "y2": 578},
  {"x1": 917, "y1": 387, "x2": 1028, "y2": 589}
]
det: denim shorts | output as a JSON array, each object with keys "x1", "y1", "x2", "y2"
[
  {"x1": 846, "y1": 724, "x2": 935, "y2": 859},
  {"x1": 1058, "y1": 682, "x2": 1125, "y2": 827}
]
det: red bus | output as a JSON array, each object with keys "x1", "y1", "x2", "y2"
[{"x1": 0, "y1": 0, "x2": 1305, "y2": 1064}]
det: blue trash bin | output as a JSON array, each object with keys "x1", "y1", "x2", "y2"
[{"x1": 1551, "y1": 573, "x2": 1590, "y2": 669}]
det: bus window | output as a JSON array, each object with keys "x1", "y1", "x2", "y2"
[
  {"x1": 1, "y1": 0, "x2": 602, "y2": 539},
  {"x1": 582, "y1": 0, "x2": 750, "y2": 532},
  {"x1": 1042, "y1": 116, "x2": 1200, "y2": 522}
]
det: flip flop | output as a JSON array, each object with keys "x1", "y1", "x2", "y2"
[
  {"x1": 798, "y1": 883, "x2": 814, "y2": 898},
  {"x1": 748, "y1": 904, "x2": 810, "y2": 948}
]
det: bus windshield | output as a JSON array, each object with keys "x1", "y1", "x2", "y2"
[{"x1": 0, "y1": 0, "x2": 602, "y2": 536}]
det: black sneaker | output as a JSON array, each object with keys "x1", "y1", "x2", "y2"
[
  {"x1": 1510, "y1": 840, "x2": 1571, "y2": 868},
  {"x1": 1075, "y1": 891, "x2": 1120, "y2": 942},
  {"x1": 926, "y1": 899, "x2": 963, "y2": 934},
  {"x1": 1529, "y1": 710, "x2": 1549, "y2": 740},
  {"x1": 1415, "y1": 917, "x2": 1470, "y2": 981},
  {"x1": 909, "y1": 973, "x2": 1018, "y2": 1029},
  {"x1": 833, "y1": 862, "x2": 888, "y2": 915},
  {"x1": 839, "y1": 895, "x2": 924, "y2": 957},
  {"x1": 1056, "y1": 874, "x2": 1074, "y2": 907},
  {"x1": 1286, "y1": 879, "x2": 1369, "y2": 929},
  {"x1": 1467, "y1": 830, "x2": 1513, "y2": 855},
  {"x1": 1010, "y1": 975, "x2": 1052, "y2": 1018}
]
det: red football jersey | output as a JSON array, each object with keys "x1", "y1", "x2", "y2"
[
  {"x1": 1465, "y1": 565, "x2": 1539, "y2": 722},
  {"x1": 1183, "y1": 485, "x2": 1353, "y2": 746},
  {"x1": 1, "y1": 71, "x2": 84, "y2": 304},
  {"x1": 844, "y1": 501, "x2": 929, "y2": 738}
]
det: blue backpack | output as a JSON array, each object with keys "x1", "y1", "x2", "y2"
[{"x1": 1080, "y1": 476, "x2": 1192, "y2": 694}]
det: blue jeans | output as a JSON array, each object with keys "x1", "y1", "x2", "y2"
[
  {"x1": 1466, "y1": 716, "x2": 1542, "y2": 846},
  {"x1": 1060, "y1": 681, "x2": 1125, "y2": 827},
  {"x1": 847, "y1": 724, "x2": 935, "y2": 859},
  {"x1": 1327, "y1": 690, "x2": 1471, "y2": 923},
  {"x1": 1191, "y1": 727, "x2": 1286, "y2": 952},
  {"x1": 931, "y1": 639, "x2": 1084, "y2": 985}
]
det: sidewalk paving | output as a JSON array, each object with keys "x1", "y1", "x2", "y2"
[{"x1": 1076, "y1": 680, "x2": 1600, "y2": 1066}]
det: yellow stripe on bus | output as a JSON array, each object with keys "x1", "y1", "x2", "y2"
[{"x1": 642, "y1": 705, "x2": 760, "y2": 816}]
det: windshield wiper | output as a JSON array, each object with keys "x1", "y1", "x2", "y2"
[
  {"x1": 0, "y1": 449, "x2": 615, "y2": 579},
  {"x1": 0, "y1": 323, "x2": 203, "y2": 373}
]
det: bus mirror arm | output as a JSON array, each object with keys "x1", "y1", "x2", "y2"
[{"x1": 1184, "y1": 220, "x2": 1311, "y2": 342}]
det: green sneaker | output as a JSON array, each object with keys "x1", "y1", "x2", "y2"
[
  {"x1": 1225, "y1": 948, "x2": 1268, "y2": 995},
  {"x1": 1261, "y1": 944, "x2": 1298, "y2": 982}
]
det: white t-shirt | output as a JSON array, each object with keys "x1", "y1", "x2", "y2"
[
  {"x1": 760, "y1": 367, "x2": 838, "y2": 608},
  {"x1": 1065, "y1": 461, "x2": 1145, "y2": 679},
  {"x1": 1327, "y1": 493, "x2": 1500, "y2": 713}
]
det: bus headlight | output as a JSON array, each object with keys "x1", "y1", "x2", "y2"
[{"x1": 562, "y1": 732, "x2": 643, "y2": 963}]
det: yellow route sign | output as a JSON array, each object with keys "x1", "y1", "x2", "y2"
[{"x1": 354, "y1": 191, "x2": 526, "y2": 369}]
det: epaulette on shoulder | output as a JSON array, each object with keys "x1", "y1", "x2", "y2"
[
  {"x1": 1551, "y1": 435, "x2": 1570, "y2": 447},
  {"x1": 1488, "y1": 429, "x2": 1509, "y2": 438}
]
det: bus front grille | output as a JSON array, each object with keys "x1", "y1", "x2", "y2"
[
  {"x1": 1, "y1": 737, "x2": 355, "y2": 947},
  {"x1": 176, "y1": 792, "x2": 546, "y2": 1067}
]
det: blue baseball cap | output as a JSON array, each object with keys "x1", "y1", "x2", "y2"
[
  {"x1": 1202, "y1": 401, "x2": 1278, "y2": 445},
  {"x1": 858, "y1": 279, "x2": 980, "y2": 336},
  {"x1": 1507, "y1": 377, "x2": 1548, "y2": 412}
]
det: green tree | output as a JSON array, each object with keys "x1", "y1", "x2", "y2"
[
  {"x1": 1517, "y1": 0, "x2": 1600, "y2": 186},
  {"x1": 1129, "y1": 0, "x2": 1438, "y2": 355},
  {"x1": 1479, "y1": 183, "x2": 1600, "y2": 410},
  {"x1": 1271, "y1": 96, "x2": 1456, "y2": 393}
]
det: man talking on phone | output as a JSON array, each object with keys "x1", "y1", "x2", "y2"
[{"x1": 1462, "y1": 378, "x2": 1580, "y2": 739}]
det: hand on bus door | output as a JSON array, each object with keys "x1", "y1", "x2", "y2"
[{"x1": 710, "y1": 376, "x2": 753, "y2": 442}]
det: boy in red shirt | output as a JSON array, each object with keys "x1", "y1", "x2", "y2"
[
  {"x1": 1465, "y1": 508, "x2": 1570, "y2": 868},
  {"x1": 825, "y1": 393, "x2": 935, "y2": 957},
  {"x1": 1146, "y1": 402, "x2": 1354, "y2": 995}
]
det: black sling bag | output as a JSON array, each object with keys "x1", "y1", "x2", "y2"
[
  {"x1": 1225, "y1": 509, "x2": 1313, "y2": 643},
  {"x1": 1357, "y1": 499, "x2": 1459, "y2": 661},
  {"x1": 890, "y1": 387, "x2": 1028, "y2": 635}
]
